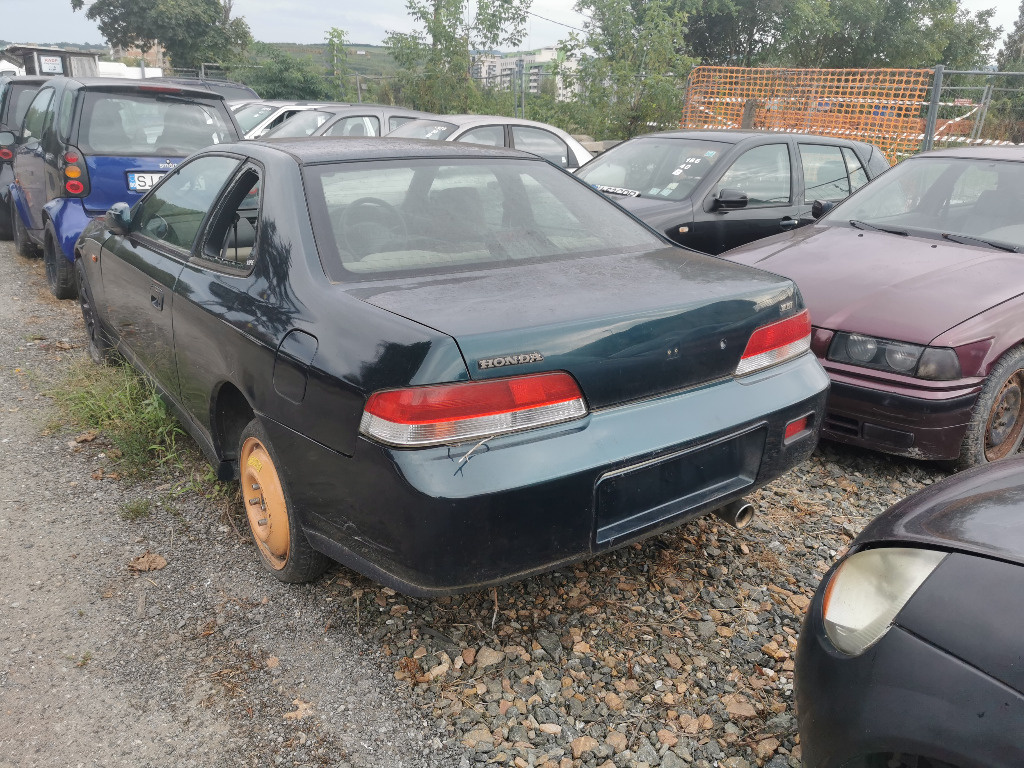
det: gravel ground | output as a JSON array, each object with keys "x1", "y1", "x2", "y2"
[{"x1": 0, "y1": 237, "x2": 948, "y2": 767}]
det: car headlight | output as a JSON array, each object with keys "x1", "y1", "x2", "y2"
[
  {"x1": 822, "y1": 547, "x2": 947, "y2": 655},
  {"x1": 827, "y1": 332, "x2": 962, "y2": 380}
]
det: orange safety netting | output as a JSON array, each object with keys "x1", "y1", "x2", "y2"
[{"x1": 680, "y1": 66, "x2": 934, "y2": 163}]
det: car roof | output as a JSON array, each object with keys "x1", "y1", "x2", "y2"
[
  {"x1": 914, "y1": 146, "x2": 1024, "y2": 162},
  {"x1": 417, "y1": 114, "x2": 571, "y2": 130},
  {"x1": 46, "y1": 76, "x2": 227, "y2": 99},
  {"x1": 247, "y1": 136, "x2": 538, "y2": 164},
  {"x1": 0, "y1": 75, "x2": 49, "y2": 85}
]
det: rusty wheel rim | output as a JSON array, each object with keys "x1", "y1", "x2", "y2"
[
  {"x1": 239, "y1": 437, "x2": 290, "y2": 570},
  {"x1": 985, "y1": 371, "x2": 1024, "y2": 462}
]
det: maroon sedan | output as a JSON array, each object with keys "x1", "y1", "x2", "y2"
[{"x1": 723, "y1": 147, "x2": 1024, "y2": 468}]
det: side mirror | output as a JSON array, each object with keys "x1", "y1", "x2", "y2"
[
  {"x1": 714, "y1": 188, "x2": 748, "y2": 210},
  {"x1": 0, "y1": 130, "x2": 14, "y2": 145},
  {"x1": 105, "y1": 202, "x2": 133, "y2": 235},
  {"x1": 811, "y1": 199, "x2": 835, "y2": 219}
]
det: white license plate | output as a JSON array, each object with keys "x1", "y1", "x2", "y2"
[{"x1": 127, "y1": 172, "x2": 165, "y2": 191}]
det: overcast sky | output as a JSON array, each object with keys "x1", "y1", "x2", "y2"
[{"x1": 4, "y1": 0, "x2": 1017, "y2": 52}]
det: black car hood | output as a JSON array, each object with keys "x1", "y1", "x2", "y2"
[
  {"x1": 608, "y1": 195, "x2": 694, "y2": 235},
  {"x1": 855, "y1": 457, "x2": 1024, "y2": 566}
]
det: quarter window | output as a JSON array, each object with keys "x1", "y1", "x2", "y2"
[
  {"x1": 197, "y1": 166, "x2": 262, "y2": 271},
  {"x1": 56, "y1": 89, "x2": 75, "y2": 140},
  {"x1": 133, "y1": 155, "x2": 241, "y2": 252},
  {"x1": 715, "y1": 144, "x2": 792, "y2": 206},
  {"x1": 799, "y1": 144, "x2": 850, "y2": 203},
  {"x1": 842, "y1": 147, "x2": 869, "y2": 192}
]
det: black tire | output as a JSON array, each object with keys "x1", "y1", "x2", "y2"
[
  {"x1": 237, "y1": 418, "x2": 330, "y2": 583},
  {"x1": 0, "y1": 199, "x2": 12, "y2": 241},
  {"x1": 958, "y1": 345, "x2": 1024, "y2": 469},
  {"x1": 44, "y1": 222, "x2": 77, "y2": 300},
  {"x1": 75, "y1": 258, "x2": 113, "y2": 365},
  {"x1": 11, "y1": 202, "x2": 36, "y2": 257}
]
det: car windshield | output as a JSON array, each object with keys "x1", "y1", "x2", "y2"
[
  {"x1": 263, "y1": 110, "x2": 333, "y2": 138},
  {"x1": 827, "y1": 156, "x2": 1024, "y2": 251},
  {"x1": 304, "y1": 157, "x2": 663, "y2": 280},
  {"x1": 234, "y1": 103, "x2": 276, "y2": 133},
  {"x1": 78, "y1": 92, "x2": 234, "y2": 156},
  {"x1": 576, "y1": 138, "x2": 730, "y2": 200},
  {"x1": 386, "y1": 119, "x2": 458, "y2": 141}
]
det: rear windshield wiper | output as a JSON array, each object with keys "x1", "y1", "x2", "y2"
[
  {"x1": 849, "y1": 219, "x2": 909, "y2": 236},
  {"x1": 941, "y1": 232, "x2": 1021, "y2": 253}
]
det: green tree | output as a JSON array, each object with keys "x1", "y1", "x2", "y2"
[
  {"x1": 384, "y1": 0, "x2": 531, "y2": 113},
  {"x1": 559, "y1": 0, "x2": 698, "y2": 139},
  {"x1": 325, "y1": 27, "x2": 351, "y2": 101},
  {"x1": 998, "y1": 1, "x2": 1024, "y2": 70},
  {"x1": 70, "y1": 0, "x2": 250, "y2": 70},
  {"x1": 226, "y1": 43, "x2": 333, "y2": 100}
]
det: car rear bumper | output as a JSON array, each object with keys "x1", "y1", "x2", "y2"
[
  {"x1": 797, "y1": 591, "x2": 1024, "y2": 768},
  {"x1": 821, "y1": 378, "x2": 980, "y2": 460},
  {"x1": 263, "y1": 353, "x2": 829, "y2": 596}
]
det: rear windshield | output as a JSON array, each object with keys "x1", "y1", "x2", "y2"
[
  {"x1": 78, "y1": 92, "x2": 234, "y2": 156},
  {"x1": 234, "y1": 103, "x2": 275, "y2": 133},
  {"x1": 304, "y1": 157, "x2": 662, "y2": 281},
  {"x1": 7, "y1": 83, "x2": 43, "y2": 132},
  {"x1": 264, "y1": 110, "x2": 332, "y2": 138},
  {"x1": 386, "y1": 119, "x2": 458, "y2": 141},
  {"x1": 576, "y1": 138, "x2": 730, "y2": 201}
]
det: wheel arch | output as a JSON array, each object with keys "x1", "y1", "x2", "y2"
[{"x1": 211, "y1": 381, "x2": 256, "y2": 479}]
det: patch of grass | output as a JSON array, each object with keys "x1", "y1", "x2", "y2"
[
  {"x1": 121, "y1": 498, "x2": 152, "y2": 521},
  {"x1": 49, "y1": 359, "x2": 187, "y2": 477}
]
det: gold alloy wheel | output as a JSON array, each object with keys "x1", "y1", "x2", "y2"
[{"x1": 239, "y1": 436, "x2": 291, "y2": 570}]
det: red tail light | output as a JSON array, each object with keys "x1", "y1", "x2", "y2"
[
  {"x1": 65, "y1": 180, "x2": 85, "y2": 194},
  {"x1": 59, "y1": 145, "x2": 89, "y2": 198},
  {"x1": 359, "y1": 372, "x2": 588, "y2": 447},
  {"x1": 0, "y1": 148, "x2": 12, "y2": 161},
  {"x1": 736, "y1": 310, "x2": 811, "y2": 376}
]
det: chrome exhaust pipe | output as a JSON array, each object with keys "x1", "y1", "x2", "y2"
[{"x1": 713, "y1": 498, "x2": 756, "y2": 529}]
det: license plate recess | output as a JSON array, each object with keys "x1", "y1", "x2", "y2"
[{"x1": 595, "y1": 425, "x2": 766, "y2": 544}]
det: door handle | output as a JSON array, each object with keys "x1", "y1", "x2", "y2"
[
  {"x1": 779, "y1": 217, "x2": 799, "y2": 230},
  {"x1": 150, "y1": 289, "x2": 164, "y2": 310}
]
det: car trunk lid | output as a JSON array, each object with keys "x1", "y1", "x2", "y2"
[{"x1": 348, "y1": 247, "x2": 802, "y2": 409}]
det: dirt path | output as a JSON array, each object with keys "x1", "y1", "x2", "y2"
[{"x1": 0, "y1": 242, "x2": 453, "y2": 768}]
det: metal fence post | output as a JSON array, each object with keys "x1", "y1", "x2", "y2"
[{"x1": 923, "y1": 64, "x2": 943, "y2": 152}]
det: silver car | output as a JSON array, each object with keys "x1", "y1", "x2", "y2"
[{"x1": 388, "y1": 115, "x2": 593, "y2": 171}]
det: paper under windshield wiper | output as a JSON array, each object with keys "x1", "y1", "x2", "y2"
[
  {"x1": 848, "y1": 219, "x2": 909, "y2": 236},
  {"x1": 941, "y1": 232, "x2": 1021, "y2": 253},
  {"x1": 596, "y1": 185, "x2": 641, "y2": 198}
]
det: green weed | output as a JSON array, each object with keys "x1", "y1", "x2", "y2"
[
  {"x1": 121, "y1": 498, "x2": 152, "y2": 521},
  {"x1": 48, "y1": 359, "x2": 187, "y2": 477}
]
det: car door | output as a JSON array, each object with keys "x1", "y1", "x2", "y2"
[
  {"x1": 689, "y1": 141, "x2": 799, "y2": 254},
  {"x1": 100, "y1": 154, "x2": 242, "y2": 396},
  {"x1": 509, "y1": 125, "x2": 575, "y2": 170},
  {"x1": 796, "y1": 142, "x2": 855, "y2": 218},
  {"x1": 14, "y1": 84, "x2": 56, "y2": 231}
]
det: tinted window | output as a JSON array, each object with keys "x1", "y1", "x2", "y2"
[
  {"x1": 305, "y1": 158, "x2": 661, "y2": 280},
  {"x1": 9, "y1": 84, "x2": 44, "y2": 132},
  {"x1": 387, "y1": 119, "x2": 458, "y2": 140},
  {"x1": 21, "y1": 88, "x2": 54, "y2": 141},
  {"x1": 714, "y1": 144, "x2": 791, "y2": 206},
  {"x1": 133, "y1": 155, "x2": 241, "y2": 251},
  {"x1": 323, "y1": 116, "x2": 380, "y2": 137},
  {"x1": 456, "y1": 125, "x2": 505, "y2": 147},
  {"x1": 198, "y1": 166, "x2": 261, "y2": 271},
  {"x1": 799, "y1": 144, "x2": 849, "y2": 203},
  {"x1": 511, "y1": 126, "x2": 570, "y2": 168},
  {"x1": 842, "y1": 147, "x2": 869, "y2": 192},
  {"x1": 78, "y1": 93, "x2": 234, "y2": 155},
  {"x1": 577, "y1": 138, "x2": 729, "y2": 201}
]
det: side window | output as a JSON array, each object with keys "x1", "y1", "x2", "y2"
[
  {"x1": 510, "y1": 126, "x2": 570, "y2": 168},
  {"x1": 715, "y1": 144, "x2": 792, "y2": 206},
  {"x1": 56, "y1": 89, "x2": 76, "y2": 140},
  {"x1": 324, "y1": 116, "x2": 380, "y2": 137},
  {"x1": 842, "y1": 147, "x2": 869, "y2": 192},
  {"x1": 799, "y1": 144, "x2": 850, "y2": 202},
  {"x1": 198, "y1": 166, "x2": 262, "y2": 271},
  {"x1": 388, "y1": 115, "x2": 416, "y2": 131},
  {"x1": 21, "y1": 88, "x2": 54, "y2": 141},
  {"x1": 133, "y1": 155, "x2": 241, "y2": 252},
  {"x1": 456, "y1": 125, "x2": 505, "y2": 147}
]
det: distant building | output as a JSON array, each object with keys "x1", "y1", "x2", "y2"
[
  {"x1": 1, "y1": 44, "x2": 101, "y2": 76},
  {"x1": 471, "y1": 47, "x2": 576, "y2": 100},
  {"x1": 110, "y1": 43, "x2": 165, "y2": 68}
]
